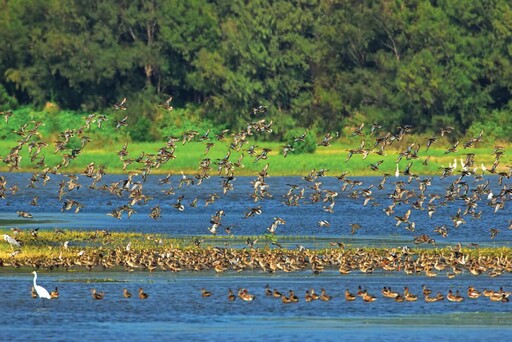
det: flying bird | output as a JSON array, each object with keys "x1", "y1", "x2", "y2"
[
  {"x1": 115, "y1": 116, "x2": 128, "y2": 129},
  {"x1": 114, "y1": 97, "x2": 127, "y2": 110},
  {"x1": 160, "y1": 96, "x2": 173, "y2": 110}
]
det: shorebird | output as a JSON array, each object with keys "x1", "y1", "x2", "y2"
[{"x1": 3, "y1": 234, "x2": 21, "y2": 250}]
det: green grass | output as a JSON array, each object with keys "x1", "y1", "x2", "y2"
[{"x1": 0, "y1": 137, "x2": 509, "y2": 176}]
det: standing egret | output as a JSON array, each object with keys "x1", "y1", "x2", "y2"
[
  {"x1": 3, "y1": 234, "x2": 21, "y2": 250},
  {"x1": 32, "y1": 271, "x2": 51, "y2": 299}
]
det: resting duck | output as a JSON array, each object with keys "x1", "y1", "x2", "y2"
[
  {"x1": 288, "y1": 290, "x2": 299, "y2": 303},
  {"x1": 362, "y1": 290, "x2": 377, "y2": 302},
  {"x1": 345, "y1": 289, "x2": 356, "y2": 301},
  {"x1": 201, "y1": 288, "x2": 212, "y2": 297},
  {"x1": 489, "y1": 290, "x2": 509, "y2": 302},
  {"x1": 320, "y1": 288, "x2": 332, "y2": 301},
  {"x1": 138, "y1": 288, "x2": 149, "y2": 299},
  {"x1": 425, "y1": 292, "x2": 444, "y2": 302},
  {"x1": 281, "y1": 294, "x2": 292, "y2": 304},
  {"x1": 310, "y1": 289, "x2": 320, "y2": 300},
  {"x1": 238, "y1": 288, "x2": 255, "y2": 301},
  {"x1": 91, "y1": 289, "x2": 104, "y2": 300},
  {"x1": 422, "y1": 284, "x2": 432, "y2": 296},
  {"x1": 447, "y1": 290, "x2": 464, "y2": 302},
  {"x1": 123, "y1": 288, "x2": 132, "y2": 298},
  {"x1": 467, "y1": 286, "x2": 481, "y2": 299},
  {"x1": 404, "y1": 287, "x2": 418, "y2": 301},
  {"x1": 381, "y1": 286, "x2": 400, "y2": 299},
  {"x1": 50, "y1": 287, "x2": 59, "y2": 299},
  {"x1": 227, "y1": 289, "x2": 236, "y2": 301},
  {"x1": 394, "y1": 294, "x2": 405, "y2": 302}
]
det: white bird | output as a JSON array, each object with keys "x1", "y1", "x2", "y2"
[
  {"x1": 32, "y1": 271, "x2": 51, "y2": 299},
  {"x1": 487, "y1": 191, "x2": 493, "y2": 201},
  {"x1": 3, "y1": 234, "x2": 21, "y2": 249},
  {"x1": 395, "y1": 164, "x2": 400, "y2": 178}
]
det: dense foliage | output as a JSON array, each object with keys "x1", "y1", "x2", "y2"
[{"x1": 0, "y1": 0, "x2": 511, "y2": 141}]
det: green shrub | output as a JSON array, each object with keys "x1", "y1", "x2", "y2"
[
  {"x1": 129, "y1": 116, "x2": 153, "y2": 142},
  {"x1": 467, "y1": 109, "x2": 512, "y2": 144},
  {"x1": 0, "y1": 84, "x2": 18, "y2": 110}
]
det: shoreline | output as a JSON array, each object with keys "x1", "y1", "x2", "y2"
[{"x1": 2, "y1": 232, "x2": 511, "y2": 275}]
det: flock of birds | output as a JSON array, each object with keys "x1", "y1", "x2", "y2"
[
  {"x1": 30, "y1": 270, "x2": 510, "y2": 304},
  {"x1": 0, "y1": 98, "x2": 511, "y2": 252},
  {"x1": 2, "y1": 100, "x2": 511, "y2": 313}
]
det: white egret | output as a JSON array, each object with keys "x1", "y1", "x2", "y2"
[
  {"x1": 32, "y1": 271, "x2": 51, "y2": 299},
  {"x1": 3, "y1": 234, "x2": 21, "y2": 250}
]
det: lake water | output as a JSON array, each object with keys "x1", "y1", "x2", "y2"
[
  {"x1": 1, "y1": 270, "x2": 512, "y2": 341},
  {"x1": 0, "y1": 173, "x2": 510, "y2": 247},
  {"x1": 0, "y1": 172, "x2": 511, "y2": 340}
]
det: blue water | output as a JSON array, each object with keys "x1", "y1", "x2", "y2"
[
  {"x1": 0, "y1": 173, "x2": 510, "y2": 247},
  {"x1": 0, "y1": 172, "x2": 511, "y2": 340},
  {"x1": 1, "y1": 270, "x2": 512, "y2": 341}
]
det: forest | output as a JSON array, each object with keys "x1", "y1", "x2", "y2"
[{"x1": 0, "y1": 0, "x2": 511, "y2": 142}]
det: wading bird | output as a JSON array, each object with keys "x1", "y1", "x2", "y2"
[
  {"x1": 3, "y1": 234, "x2": 21, "y2": 250},
  {"x1": 32, "y1": 271, "x2": 51, "y2": 300}
]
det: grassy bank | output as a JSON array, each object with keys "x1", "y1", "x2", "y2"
[
  {"x1": 1, "y1": 230, "x2": 512, "y2": 273},
  {"x1": 0, "y1": 138, "x2": 509, "y2": 176}
]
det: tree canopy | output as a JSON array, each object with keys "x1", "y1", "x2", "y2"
[{"x1": 0, "y1": 0, "x2": 511, "y2": 140}]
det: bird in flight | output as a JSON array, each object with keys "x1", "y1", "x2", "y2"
[
  {"x1": 116, "y1": 116, "x2": 128, "y2": 129},
  {"x1": 114, "y1": 97, "x2": 127, "y2": 110},
  {"x1": 160, "y1": 96, "x2": 173, "y2": 111}
]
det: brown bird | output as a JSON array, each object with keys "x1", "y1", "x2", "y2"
[
  {"x1": 50, "y1": 287, "x2": 59, "y2": 299},
  {"x1": 0, "y1": 110, "x2": 13, "y2": 123},
  {"x1": 123, "y1": 288, "x2": 132, "y2": 298},
  {"x1": 115, "y1": 116, "x2": 128, "y2": 129},
  {"x1": 160, "y1": 96, "x2": 173, "y2": 111},
  {"x1": 114, "y1": 97, "x2": 127, "y2": 110},
  {"x1": 91, "y1": 289, "x2": 104, "y2": 300},
  {"x1": 138, "y1": 288, "x2": 149, "y2": 299}
]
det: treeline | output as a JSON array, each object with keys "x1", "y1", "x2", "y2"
[{"x1": 0, "y1": 0, "x2": 511, "y2": 142}]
